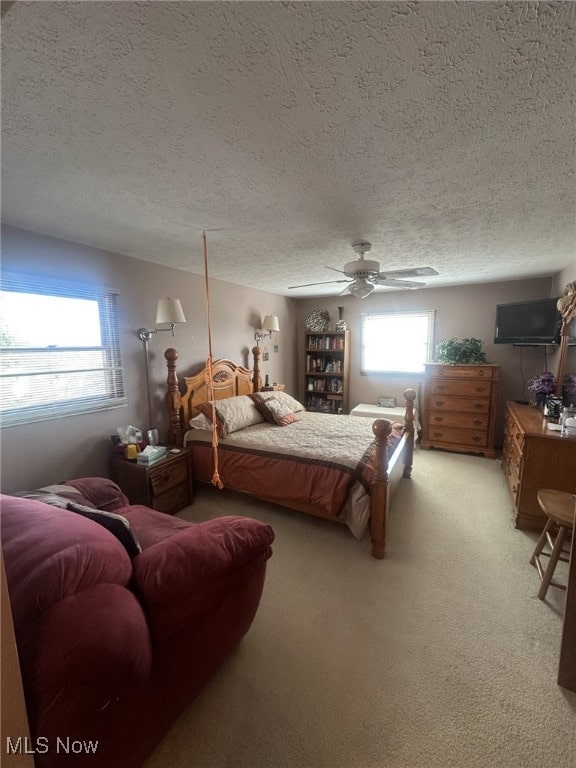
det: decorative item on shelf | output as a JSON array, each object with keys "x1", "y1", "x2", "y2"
[
  {"x1": 335, "y1": 306, "x2": 348, "y2": 331},
  {"x1": 562, "y1": 373, "x2": 576, "y2": 406},
  {"x1": 305, "y1": 308, "x2": 330, "y2": 332},
  {"x1": 527, "y1": 370, "x2": 557, "y2": 409},
  {"x1": 434, "y1": 337, "x2": 487, "y2": 365}
]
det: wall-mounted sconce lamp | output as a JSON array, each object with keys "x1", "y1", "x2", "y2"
[
  {"x1": 138, "y1": 298, "x2": 187, "y2": 438},
  {"x1": 254, "y1": 315, "x2": 280, "y2": 346}
]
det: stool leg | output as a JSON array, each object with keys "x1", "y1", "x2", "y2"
[
  {"x1": 530, "y1": 518, "x2": 554, "y2": 566},
  {"x1": 538, "y1": 525, "x2": 567, "y2": 600}
]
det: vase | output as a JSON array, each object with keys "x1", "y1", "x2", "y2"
[
  {"x1": 335, "y1": 305, "x2": 348, "y2": 331},
  {"x1": 535, "y1": 392, "x2": 547, "y2": 409}
]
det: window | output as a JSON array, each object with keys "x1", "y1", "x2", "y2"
[
  {"x1": 0, "y1": 274, "x2": 126, "y2": 426},
  {"x1": 361, "y1": 310, "x2": 435, "y2": 374}
]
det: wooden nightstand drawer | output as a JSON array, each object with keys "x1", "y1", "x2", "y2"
[
  {"x1": 149, "y1": 460, "x2": 188, "y2": 495},
  {"x1": 153, "y1": 482, "x2": 191, "y2": 514},
  {"x1": 110, "y1": 450, "x2": 193, "y2": 514}
]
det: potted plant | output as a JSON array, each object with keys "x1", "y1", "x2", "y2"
[
  {"x1": 434, "y1": 337, "x2": 487, "y2": 365},
  {"x1": 528, "y1": 370, "x2": 557, "y2": 408}
]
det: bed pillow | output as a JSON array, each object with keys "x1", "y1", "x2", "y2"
[
  {"x1": 251, "y1": 390, "x2": 305, "y2": 413},
  {"x1": 254, "y1": 396, "x2": 300, "y2": 427},
  {"x1": 189, "y1": 412, "x2": 213, "y2": 430},
  {"x1": 197, "y1": 395, "x2": 265, "y2": 437}
]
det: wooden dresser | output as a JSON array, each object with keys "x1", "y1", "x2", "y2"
[
  {"x1": 501, "y1": 402, "x2": 576, "y2": 530},
  {"x1": 421, "y1": 363, "x2": 500, "y2": 458}
]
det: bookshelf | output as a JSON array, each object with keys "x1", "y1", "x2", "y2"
[{"x1": 304, "y1": 330, "x2": 350, "y2": 414}]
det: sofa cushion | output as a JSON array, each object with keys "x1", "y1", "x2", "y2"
[
  {"x1": 132, "y1": 516, "x2": 274, "y2": 641},
  {"x1": 64, "y1": 477, "x2": 130, "y2": 511}
]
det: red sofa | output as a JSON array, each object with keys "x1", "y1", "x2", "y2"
[{"x1": 1, "y1": 478, "x2": 274, "y2": 768}]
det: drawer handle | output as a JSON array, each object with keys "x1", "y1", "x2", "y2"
[
  {"x1": 434, "y1": 416, "x2": 444, "y2": 422},
  {"x1": 473, "y1": 419, "x2": 483, "y2": 425},
  {"x1": 435, "y1": 385, "x2": 446, "y2": 391},
  {"x1": 474, "y1": 403, "x2": 484, "y2": 410},
  {"x1": 478, "y1": 370, "x2": 485, "y2": 376},
  {"x1": 435, "y1": 400, "x2": 446, "y2": 406},
  {"x1": 433, "y1": 431, "x2": 443, "y2": 437},
  {"x1": 472, "y1": 436, "x2": 481, "y2": 442},
  {"x1": 475, "y1": 386, "x2": 486, "y2": 393}
]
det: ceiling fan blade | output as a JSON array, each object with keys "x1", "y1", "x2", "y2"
[
  {"x1": 326, "y1": 265, "x2": 348, "y2": 275},
  {"x1": 288, "y1": 278, "x2": 351, "y2": 289},
  {"x1": 377, "y1": 267, "x2": 438, "y2": 279},
  {"x1": 373, "y1": 277, "x2": 426, "y2": 289}
]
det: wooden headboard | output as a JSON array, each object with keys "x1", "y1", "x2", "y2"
[{"x1": 165, "y1": 349, "x2": 254, "y2": 445}]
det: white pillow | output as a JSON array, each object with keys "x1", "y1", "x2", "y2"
[
  {"x1": 189, "y1": 413, "x2": 212, "y2": 430},
  {"x1": 197, "y1": 395, "x2": 265, "y2": 436}
]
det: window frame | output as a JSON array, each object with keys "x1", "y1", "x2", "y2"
[
  {"x1": 0, "y1": 273, "x2": 126, "y2": 427},
  {"x1": 360, "y1": 309, "x2": 435, "y2": 376}
]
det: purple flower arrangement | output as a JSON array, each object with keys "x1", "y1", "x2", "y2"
[{"x1": 527, "y1": 371, "x2": 556, "y2": 394}]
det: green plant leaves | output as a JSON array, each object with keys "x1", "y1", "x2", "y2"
[{"x1": 435, "y1": 337, "x2": 487, "y2": 365}]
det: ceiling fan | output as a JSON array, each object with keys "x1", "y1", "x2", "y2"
[{"x1": 288, "y1": 242, "x2": 439, "y2": 298}]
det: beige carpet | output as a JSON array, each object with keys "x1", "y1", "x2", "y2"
[{"x1": 144, "y1": 447, "x2": 576, "y2": 768}]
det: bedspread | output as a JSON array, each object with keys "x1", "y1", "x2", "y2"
[{"x1": 184, "y1": 412, "x2": 404, "y2": 538}]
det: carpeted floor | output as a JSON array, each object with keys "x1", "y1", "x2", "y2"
[{"x1": 144, "y1": 447, "x2": 576, "y2": 768}]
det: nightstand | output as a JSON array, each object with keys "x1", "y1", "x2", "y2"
[{"x1": 110, "y1": 449, "x2": 193, "y2": 514}]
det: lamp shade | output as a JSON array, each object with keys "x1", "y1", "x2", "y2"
[
  {"x1": 348, "y1": 280, "x2": 374, "y2": 299},
  {"x1": 156, "y1": 298, "x2": 186, "y2": 325},
  {"x1": 262, "y1": 315, "x2": 280, "y2": 332}
]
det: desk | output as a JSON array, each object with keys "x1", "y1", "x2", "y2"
[{"x1": 350, "y1": 403, "x2": 420, "y2": 432}]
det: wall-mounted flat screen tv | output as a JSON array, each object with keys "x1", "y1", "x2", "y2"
[{"x1": 494, "y1": 297, "x2": 575, "y2": 345}]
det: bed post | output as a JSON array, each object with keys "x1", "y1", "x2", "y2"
[
  {"x1": 165, "y1": 348, "x2": 182, "y2": 446},
  {"x1": 252, "y1": 345, "x2": 262, "y2": 392},
  {"x1": 370, "y1": 419, "x2": 392, "y2": 559},
  {"x1": 402, "y1": 388, "x2": 417, "y2": 478}
]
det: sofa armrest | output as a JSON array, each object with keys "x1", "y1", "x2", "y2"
[
  {"x1": 33, "y1": 583, "x2": 152, "y2": 714},
  {"x1": 131, "y1": 516, "x2": 274, "y2": 638}
]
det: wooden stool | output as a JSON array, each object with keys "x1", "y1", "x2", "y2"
[{"x1": 530, "y1": 490, "x2": 575, "y2": 600}]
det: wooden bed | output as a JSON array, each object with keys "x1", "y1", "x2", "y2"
[{"x1": 164, "y1": 348, "x2": 416, "y2": 559}]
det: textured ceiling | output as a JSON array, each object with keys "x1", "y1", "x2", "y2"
[{"x1": 1, "y1": 1, "x2": 575, "y2": 297}]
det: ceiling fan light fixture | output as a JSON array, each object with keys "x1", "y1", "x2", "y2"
[{"x1": 348, "y1": 279, "x2": 374, "y2": 299}]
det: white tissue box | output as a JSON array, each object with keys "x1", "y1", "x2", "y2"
[{"x1": 136, "y1": 446, "x2": 167, "y2": 465}]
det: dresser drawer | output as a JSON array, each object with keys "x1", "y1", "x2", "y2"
[
  {"x1": 427, "y1": 380, "x2": 493, "y2": 398},
  {"x1": 427, "y1": 412, "x2": 488, "y2": 430},
  {"x1": 425, "y1": 426, "x2": 488, "y2": 448},
  {"x1": 428, "y1": 396, "x2": 491, "y2": 415},
  {"x1": 149, "y1": 460, "x2": 188, "y2": 495},
  {"x1": 426, "y1": 365, "x2": 497, "y2": 380}
]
